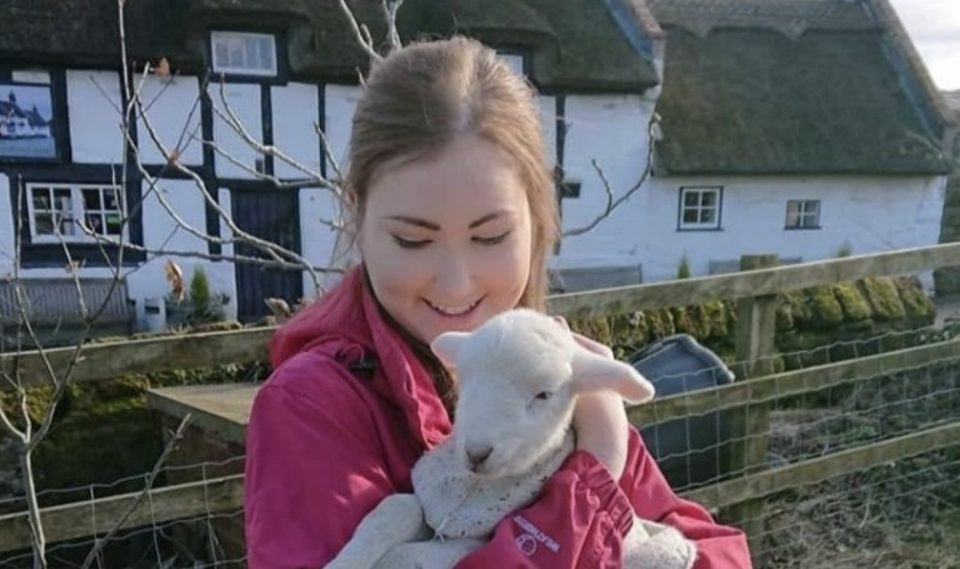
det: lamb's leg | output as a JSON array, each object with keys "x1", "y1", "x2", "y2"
[
  {"x1": 324, "y1": 494, "x2": 432, "y2": 569},
  {"x1": 623, "y1": 518, "x2": 698, "y2": 569},
  {"x1": 371, "y1": 538, "x2": 487, "y2": 569}
]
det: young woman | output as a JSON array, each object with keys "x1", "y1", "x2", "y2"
[{"x1": 244, "y1": 36, "x2": 752, "y2": 568}]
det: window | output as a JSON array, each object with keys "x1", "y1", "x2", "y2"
[
  {"x1": 678, "y1": 187, "x2": 722, "y2": 230},
  {"x1": 210, "y1": 32, "x2": 277, "y2": 77},
  {"x1": 785, "y1": 199, "x2": 820, "y2": 229},
  {"x1": 497, "y1": 52, "x2": 526, "y2": 76},
  {"x1": 26, "y1": 183, "x2": 126, "y2": 244}
]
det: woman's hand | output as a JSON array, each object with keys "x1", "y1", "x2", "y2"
[{"x1": 554, "y1": 317, "x2": 631, "y2": 481}]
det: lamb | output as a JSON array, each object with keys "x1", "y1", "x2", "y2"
[{"x1": 324, "y1": 308, "x2": 698, "y2": 569}]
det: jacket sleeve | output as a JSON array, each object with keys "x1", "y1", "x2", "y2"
[
  {"x1": 621, "y1": 428, "x2": 753, "y2": 569},
  {"x1": 453, "y1": 428, "x2": 752, "y2": 568},
  {"x1": 244, "y1": 352, "x2": 395, "y2": 569},
  {"x1": 453, "y1": 449, "x2": 636, "y2": 568}
]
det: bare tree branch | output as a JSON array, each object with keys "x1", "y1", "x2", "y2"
[
  {"x1": 208, "y1": 79, "x2": 337, "y2": 190},
  {"x1": 562, "y1": 112, "x2": 659, "y2": 238},
  {"x1": 382, "y1": 0, "x2": 406, "y2": 52},
  {"x1": 315, "y1": 122, "x2": 344, "y2": 182},
  {"x1": 338, "y1": 0, "x2": 383, "y2": 62},
  {"x1": 132, "y1": 85, "x2": 330, "y2": 293}
]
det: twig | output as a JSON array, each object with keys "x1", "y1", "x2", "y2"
[
  {"x1": 315, "y1": 122, "x2": 344, "y2": 182},
  {"x1": 79, "y1": 414, "x2": 193, "y2": 569},
  {"x1": 133, "y1": 92, "x2": 328, "y2": 292},
  {"x1": 338, "y1": 0, "x2": 382, "y2": 62},
  {"x1": 381, "y1": 0, "x2": 405, "y2": 52},
  {"x1": 562, "y1": 113, "x2": 660, "y2": 238},
  {"x1": 208, "y1": 80, "x2": 336, "y2": 189}
]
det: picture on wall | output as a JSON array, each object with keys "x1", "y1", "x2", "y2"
[{"x1": 0, "y1": 83, "x2": 57, "y2": 160}]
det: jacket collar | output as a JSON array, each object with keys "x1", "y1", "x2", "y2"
[{"x1": 269, "y1": 265, "x2": 453, "y2": 450}]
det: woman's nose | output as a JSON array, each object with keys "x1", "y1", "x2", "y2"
[{"x1": 433, "y1": 250, "x2": 474, "y2": 295}]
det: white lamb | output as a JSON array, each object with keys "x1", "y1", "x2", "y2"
[{"x1": 324, "y1": 308, "x2": 698, "y2": 569}]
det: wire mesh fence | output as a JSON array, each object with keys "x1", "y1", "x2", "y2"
[{"x1": 1, "y1": 322, "x2": 959, "y2": 568}]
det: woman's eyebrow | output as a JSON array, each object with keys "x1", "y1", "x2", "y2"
[
  {"x1": 384, "y1": 210, "x2": 510, "y2": 230},
  {"x1": 384, "y1": 215, "x2": 441, "y2": 230}
]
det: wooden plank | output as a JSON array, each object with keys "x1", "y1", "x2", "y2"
[
  {"x1": 0, "y1": 475, "x2": 244, "y2": 554},
  {"x1": 546, "y1": 241, "x2": 960, "y2": 319},
  {"x1": 145, "y1": 384, "x2": 258, "y2": 446},
  {"x1": 722, "y1": 255, "x2": 778, "y2": 562},
  {"x1": 0, "y1": 327, "x2": 275, "y2": 391},
  {"x1": 629, "y1": 336, "x2": 960, "y2": 425},
  {"x1": 683, "y1": 420, "x2": 960, "y2": 511}
]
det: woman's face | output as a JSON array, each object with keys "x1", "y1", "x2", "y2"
[{"x1": 358, "y1": 133, "x2": 533, "y2": 345}]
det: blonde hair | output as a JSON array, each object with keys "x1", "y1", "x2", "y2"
[{"x1": 340, "y1": 36, "x2": 560, "y2": 311}]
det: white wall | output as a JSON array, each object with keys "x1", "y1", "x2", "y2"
[
  {"x1": 208, "y1": 82, "x2": 262, "y2": 179},
  {"x1": 551, "y1": 93, "x2": 654, "y2": 274},
  {"x1": 272, "y1": 82, "x2": 322, "y2": 179},
  {"x1": 67, "y1": 70, "x2": 125, "y2": 164},
  {"x1": 123, "y1": 179, "x2": 236, "y2": 328},
  {"x1": 299, "y1": 187, "x2": 346, "y2": 297},
  {"x1": 0, "y1": 175, "x2": 13, "y2": 277},
  {"x1": 635, "y1": 174, "x2": 947, "y2": 286},
  {"x1": 323, "y1": 84, "x2": 360, "y2": 175},
  {"x1": 135, "y1": 74, "x2": 204, "y2": 166}
]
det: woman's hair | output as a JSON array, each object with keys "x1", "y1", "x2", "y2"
[{"x1": 341, "y1": 36, "x2": 560, "y2": 311}]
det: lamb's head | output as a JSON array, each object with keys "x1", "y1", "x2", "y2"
[{"x1": 430, "y1": 308, "x2": 654, "y2": 478}]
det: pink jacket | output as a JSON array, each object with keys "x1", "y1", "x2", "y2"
[{"x1": 244, "y1": 266, "x2": 752, "y2": 568}]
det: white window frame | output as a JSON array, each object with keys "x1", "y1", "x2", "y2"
[
  {"x1": 25, "y1": 182, "x2": 127, "y2": 244},
  {"x1": 785, "y1": 199, "x2": 820, "y2": 230},
  {"x1": 497, "y1": 51, "x2": 526, "y2": 77},
  {"x1": 210, "y1": 31, "x2": 278, "y2": 77},
  {"x1": 678, "y1": 187, "x2": 722, "y2": 231}
]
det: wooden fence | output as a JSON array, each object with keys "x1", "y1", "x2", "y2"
[{"x1": 2, "y1": 242, "x2": 960, "y2": 564}]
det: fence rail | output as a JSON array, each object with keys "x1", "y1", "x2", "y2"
[{"x1": 2, "y1": 242, "x2": 960, "y2": 564}]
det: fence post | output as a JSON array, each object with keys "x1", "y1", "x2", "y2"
[{"x1": 721, "y1": 254, "x2": 778, "y2": 565}]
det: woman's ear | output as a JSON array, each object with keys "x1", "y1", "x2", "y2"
[{"x1": 430, "y1": 331, "x2": 472, "y2": 368}]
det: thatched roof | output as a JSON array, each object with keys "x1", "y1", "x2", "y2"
[
  {"x1": 0, "y1": 0, "x2": 660, "y2": 92},
  {"x1": 648, "y1": 0, "x2": 950, "y2": 175}
]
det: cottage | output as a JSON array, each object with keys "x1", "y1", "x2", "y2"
[
  {"x1": 0, "y1": 0, "x2": 952, "y2": 335},
  {"x1": 0, "y1": 0, "x2": 663, "y2": 329},
  {"x1": 624, "y1": 0, "x2": 952, "y2": 284}
]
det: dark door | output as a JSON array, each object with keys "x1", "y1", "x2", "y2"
[{"x1": 231, "y1": 188, "x2": 303, "y2": 323}]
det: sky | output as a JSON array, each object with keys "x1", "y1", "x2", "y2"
[{"x1": 888, "y1": 0, "x2": 960, "y2": 92}]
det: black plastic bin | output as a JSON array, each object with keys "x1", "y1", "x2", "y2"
[{"x1": 630, "y1": 334, "x2": 735, "y2": 491}]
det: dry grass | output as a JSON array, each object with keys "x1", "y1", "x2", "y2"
[{"x1": 753, "y1": 364, "x2": 960, "y2": 569}]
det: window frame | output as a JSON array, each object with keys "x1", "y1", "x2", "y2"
[
  {"x1": 677, "y1": 186, "x2": 723, "y2": 231},
  {"x1": 785, "y1": 199, "x2": 821, "y2": 230},
  {"x1": 209, "y1": 31, "x2": 279, "y2": 78},
  {"x1": 24, "y1": 182, "x2": 129, "y2": 245}
]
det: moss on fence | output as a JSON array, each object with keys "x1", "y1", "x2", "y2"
[
  {"x1": 0, "y1": 351, "x2": 269, "y2": 509},
  {"x1": 567, "y1": 276, "x2": 936, "y2": 369}
]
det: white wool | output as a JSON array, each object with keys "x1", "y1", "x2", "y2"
[{"x1": 324, "y1": 309, "x2": 698, "y2": 569}]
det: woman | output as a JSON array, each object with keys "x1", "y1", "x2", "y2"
[{"x1": 244, "y1": 36, "x2": 752, "y2": 568}]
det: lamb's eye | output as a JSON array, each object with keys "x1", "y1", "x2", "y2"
[{"x1": 535, "y1": 391, "x2": 552, "y2": 401}]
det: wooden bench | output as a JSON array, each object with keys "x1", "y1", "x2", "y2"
[
  {"x1": 549, "y1": 264, "x2": 643, "y2": 293},
  {"x1": 0, "y1": 277, "x2": 136, "y2": 348}
]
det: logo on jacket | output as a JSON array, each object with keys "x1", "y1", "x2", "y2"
[
  {"x1": 512, "y1": 515, "x2": 560, "y2": 555},
  {"x1": 516, "y1": 533, "x2": 538, "y2": 556}
]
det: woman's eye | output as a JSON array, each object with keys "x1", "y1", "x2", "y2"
[
  {"x1": 474, "y1": 231, "x2": 511, "y2": 246},
  {"x1": 392, "y1": 235, "x2": 431, "y2": 249}
]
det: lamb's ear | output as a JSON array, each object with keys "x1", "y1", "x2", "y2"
[
  {"x1": 430, "y1": 331, "x2": 471, "y2": 368},
  {"x1": 570, "y1": 348, "x2": 655, "y2": 404}
]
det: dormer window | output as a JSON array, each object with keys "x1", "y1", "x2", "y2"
[{"x1": 210, "y1": 32, "x2": 278, "y2": 77}]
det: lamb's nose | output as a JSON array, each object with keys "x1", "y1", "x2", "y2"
[{"x1": 465, "y1": 445, "x2": 493, "y2": 470}]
